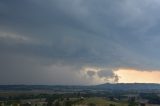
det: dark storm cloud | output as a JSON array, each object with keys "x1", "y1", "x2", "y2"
[
  {"x1": 87, "y1": 71, "x2": 96, "y2": 77},
  {"x1": 97, "y1": 70, "x2": 114, "y2": 78},
  {"x1": 1, "y1": 0, "x2": 160, "y2": 84},
  {"x1": 97, "y1": 69, "x2": 120, "y2": 83}
]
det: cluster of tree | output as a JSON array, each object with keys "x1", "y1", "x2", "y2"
[
  {"x1": 140, "y1": 93, "x2": 160, "y2": 104},
  {"x1": 0, "y1": 94, "x2": 51, "y2": 101},
  {"x1": 128, "y1": 101, "x2": 138, "y2": 106},
  {"x1": 46, "y1": 94, "x2": 63, "y2": 106},
  {"x1": 46, "y1": 94, "x2": 85, "y2": 106},
  {"x1": 128, "y1": 97, "x2": 138, "y2": 106}
]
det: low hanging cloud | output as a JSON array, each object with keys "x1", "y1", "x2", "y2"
[
  {"x1": 97, "y1": 69, "x2": 120, "y2": 83},
  {"x1": 0, "y1": 0, "x2": 160, "y2": 84},
  {"x1": 97, "y1": 70, "x2": 114, "y2": 78},
  {"x1": 87, "y1": 71, "x2": 96, "y2": 77}
]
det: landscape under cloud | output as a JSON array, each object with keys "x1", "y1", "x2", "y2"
[{"x1": 1, "y1": 0, "x2": 160, "y2": 85}]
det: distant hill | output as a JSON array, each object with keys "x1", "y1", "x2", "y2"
[
  {"x1": 94, "y1": 83, "x2": 160, "y2": 91},
  {"x1": 0, "y1": 83, "x2": 160, "y2": 91}
]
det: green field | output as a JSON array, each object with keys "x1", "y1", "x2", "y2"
[{"x1": 75, "y1": 97, "x2": 128, "y2": 106}]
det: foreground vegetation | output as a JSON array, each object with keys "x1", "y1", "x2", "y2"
[
  {"x1": 0, "y1": 85, "x2": 160, "y2": 106},
  {"x1": 73, "y1": 97, "x2": 128, "y2": 106}
]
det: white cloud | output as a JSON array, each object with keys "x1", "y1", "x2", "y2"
[{"x1": 0, "y1": 32, "x2": 35, "y2": 44}]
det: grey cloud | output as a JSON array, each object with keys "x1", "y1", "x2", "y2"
[
  {"x1": 1, "y1": 0, "x2": 160, "y2": 84},
  {"x1": 113, "y1": 75, "x2": 119, "y2": 83},
  {"x1": 87, "y1": 71, "x2": 96, "y2": 77},
  {"x1": 97, "y1": 70, "x2": 120, "y2": 83},
  {"x1": 0, "y1": 53, "x2": 91, "y2": 85},
  {"x1": 97, "y1": 70, "x2": 114, "y2": 78}
]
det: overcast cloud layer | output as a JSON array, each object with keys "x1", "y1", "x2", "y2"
[{"x1": 1, "y1": 0, "x2": 160, "y2": 85}]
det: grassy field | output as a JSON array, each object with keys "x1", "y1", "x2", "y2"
[{"x1": 75, "y1": 97, "x2": 128, "y2": 106}]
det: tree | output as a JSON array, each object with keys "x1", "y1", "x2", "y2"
[
  {"x1": 54, "y1": 100, "x2": 60, "y2": 106},
  {"x1": 109, "y1": 104, "x2": 116, "y2": 106}
]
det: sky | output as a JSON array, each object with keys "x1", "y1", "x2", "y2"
[{"x1": 0, "y1": 0, "x2": 160, "y2": 85}]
